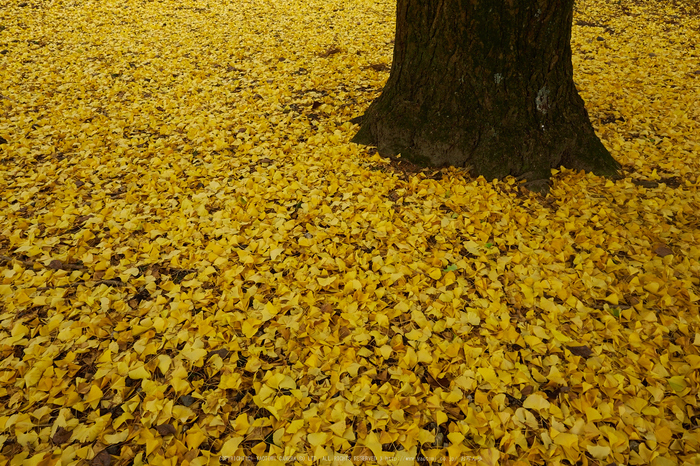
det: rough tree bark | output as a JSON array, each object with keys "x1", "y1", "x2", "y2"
[{"x1": 352, "y1": 0, "x2": 620, "y2": 187}]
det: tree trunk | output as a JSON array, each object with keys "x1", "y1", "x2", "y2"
[{"x1": 352, "y1": 0, "x2": 620, "y2": 183}]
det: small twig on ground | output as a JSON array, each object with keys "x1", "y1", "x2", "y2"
[{"x1": 35, "y1": 279, "x2": 127, "y2": 291}]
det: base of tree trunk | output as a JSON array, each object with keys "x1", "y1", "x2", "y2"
[
  {"x1": 352, "y1": 96, "x2": 620, "y2": 182},
  {"x1": 352, "y1": 0, "x2": 620, "y2": 187}
]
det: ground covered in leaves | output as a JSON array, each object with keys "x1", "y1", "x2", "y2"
[{"x1": 1, "y1": 0, "x2": 700, "y2": 464}]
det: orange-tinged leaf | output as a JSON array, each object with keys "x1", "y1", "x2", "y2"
[{"x1": 654, "y1": 425, "x2": 672, "y2": 445}]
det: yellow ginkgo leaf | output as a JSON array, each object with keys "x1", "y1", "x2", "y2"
[
  {"x1": 242, "y1": 319, "x2": 262, "y2": 338},
  {"x1": 24, "y1": 360, "x2": 52, "y2": 388},
  {"x1": 157, "y1": 354, "x2": 171, "y2": 374},
  {"x1": 307, "y1": 432, "x2": 328, "y2": 446},
  {"x1": 128, "y1": 366, "x2": 150, "y2": 380},
  {"x1": 378, "y1": 345, "x2": 392, "y2": 359},
  {"x1": 478, "y1": 367, "x2": 500, "y2": 386},
  {"x1": 219, "y1": 436, "x2": 244, "y2": 456},
  {"x1": 668, "y1": 375, "x2": 687, "y2": 392},
  {"x1": 553, "y1": 432, "x2": 578, "y2": 448},
  {"x1": 181, "y1": 347, "x2": 207, "y2": 363},
  {"x1": 232, "y1": 413, "x2": 250, "y2": 435},
  {"x1": 317, "y1": 276, "x2": 337, "y2": 287},
  {"x1": 85, "y1": 384, "x2": 103, "y2": 409},
  {"x1": 523, "y1": 394, "x2": 550, "y2": 411},
  {"x1": 586, "y1": 444, "x2": 611, "y2": 459},
  {"x1": 185, "y1": 429, "x2": 206, "y2": 450},
  {"x1": 103, "y1": 430, "x2": 130, "y2": 444}
]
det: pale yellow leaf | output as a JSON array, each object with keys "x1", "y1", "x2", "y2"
[
  {"x1": 586, "y1": 444, "x2": 611, "y2": 459},
  {"x1": 523, "y1": 394, "x2": 550, "y2": 411},
  {"x1": 128, "y1": 366, "x2": 150, "y2": 380},
  {"x1": 307, "y1": 432, "x2": 328, "y2": 446}
]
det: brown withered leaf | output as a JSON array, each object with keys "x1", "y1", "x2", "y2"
[
  {"x1": 319, "y1": 45, "x2": 341, "y2": 57},
  {"x1": 352, "y1": 446, "x2": 374, "y2": 463},
  {"x1": 367, "y1": 63, "x2": 389, "y2": 72},
  {"x1": 247, "y1": 425, "x2": 269, "y2": 441},
  {"x1": 91, "y1": 450, "x2": 111, "y2": 466},
  {"x1": 48, "y1": 259, "x2": 64, "y2": 269},
  {"x1": 184, "y1": 449, "x2": 199, "y2": 462},
  {"x1": 180, "y1": 394, "x2": 196, "y2": 406},
  {"x1": 423, "y1": 368, "x2": 451, "y2": 389},
  {"x1": 444, "y1": 403, "x2": 465, "y2": 420},
  {"x1": 206, "y1": 348, "x2": 230, "y2": 361},
  {"x1": 155, "y1": 423, "x2": 177, "y2": 436},
  {"x1": 567, "y1": 345, "x2": 594, "y2": 358},
  {"x1": 653, "y1": 244, "x2": 673, "y2": 257},
  {"x1": 545, "y1": 385, "x2": 571, "y2": 400},
  {"x1": 633, "y1": 179, "x2": 659, "y2": 188},
  {"x1": 48, "y1": 259, "x2": 86, "y2": 271},
  {"x1": 338, "y1": 326, "x2": 352, "y2": 339},
  {"x1": 53, "y1": 427, "x2": 72, "y2": 444}
]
